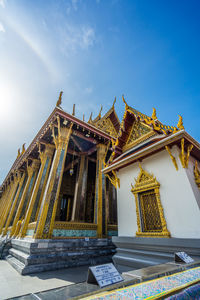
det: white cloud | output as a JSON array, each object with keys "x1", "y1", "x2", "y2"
[
  {"x1": 0, "y1": 22, "x2": 5, "y2": 33},
  {"x1": 81, "y1": 27, "x2": 95, "y2": 48},
  {"x1": 61, "y1": 25, "x2": 96, "y2": 53},
  {"x1": 0, "y1": 0, "x2": 5, "y2": 8}
]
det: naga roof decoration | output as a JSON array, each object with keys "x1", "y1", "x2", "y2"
[
  {"x1": 106, "y1": 96, "x2": 185, "y2": 166},
  {"x1": 87, "y1": 98, "x2": 120, "y2": 138}
]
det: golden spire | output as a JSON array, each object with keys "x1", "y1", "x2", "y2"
[
  {"x1": 56, "y1": 91, "x2": 63, "y2": 107},
  {"x1": 122, "y1": 95, "x2": 129, "y2": 110},
  {"x1": 112, "y1": 97, "x2": 116, "y2": 109},
  {"x1": 152, "y1": 108, "x2": 157, "y2": 120},
  {"x1": 72, "y1": 104, "x2": 75, "y2": 116},
  {"x1": 177, "y1": 115, "x2": 184, "y2": 130},
  {"x1": 22, "y1": 143, "x2": 26, "y2": 154},
  {"x1": 98, "y1": 105, "x2": 103, "y2": 118},
  {"x1": 83, "y1": 114, "x2": 85, "y2": 122}
]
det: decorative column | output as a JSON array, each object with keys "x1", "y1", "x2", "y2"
[
  {"x1": 34, "y1": 118, "x2": 73, "y2": 239},
  {"x1": 1, "y1": 172, "x2": 27, "y2": 236},
  {"x1": 94, "y1": 144, "x2": 107, "y2": 238},
  {"x1": 10, "y1": 159, "x2": 40, "y2": 237},
  {"x1": 19, "y1": 144, "x2": 55, "y2": 238},
  {"x1": 0, "y1": 183, "x2": 11, "y2": 220},
  {"x1": 71, "y1": 154, "x2": 88, "y2": 222},
  {"x1": 0, "y1": 173, "x2": 20, "y2": 234}
]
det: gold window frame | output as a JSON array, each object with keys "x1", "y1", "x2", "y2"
[{"x1": 131, "y1": 164, "x2": 170, "y2": 238}]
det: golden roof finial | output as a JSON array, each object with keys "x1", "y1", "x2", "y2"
[
  {"x1": 177, "y1": 115, "x2": 184, "y2": 130},
  {"x1": 98, "y1": 105, "x2": 103, "y2": 118},
  {"x1": 152, "y1": 108, "x2": 157, "y2": 120},
  {"x1": 112, "y1": 97, "x2": 116, "y2": 109},
  {"x1": 22, "y1": 143, "x2": 26, "y2": 154},
  {"x1": 56, "y1": 91, "x2": 63, "y2": 107},
  {"x1": 72, "y1": 104, "x2": 75, "y2": 116},
  {"x1": 88, "y1": 112, "x2": 93, "y2": 123},
  {"x1": 122, "y1": 95, "x2": 129, "y2": 109},
  {"x1": 17, "y1": 148, "x2": 21, "y2": 158},
  {"x1": 83, "y1": 114, "x2": 85, "y2": 122}
]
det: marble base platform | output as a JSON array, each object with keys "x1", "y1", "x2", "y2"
[
  {"x1": 6, "y1": 238, "x2": 116, "y2": 275},
  {"x1": 112, "y1": 236, "x2": 200, "y2": 270}
]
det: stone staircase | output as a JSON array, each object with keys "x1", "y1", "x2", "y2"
[
  {"x1": 6, "y1": 238, "x2": 116, "y2": 275},
  {"x1": 0, "y1": 236, "x2": 12, "y2": 259}
]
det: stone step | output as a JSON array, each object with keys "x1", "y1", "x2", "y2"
[
  {"x1": 6, "y1": 255, "x2": 26, "y2": 275},
  {"x1": 9, "y1": 248, "x2": 29, "y2": 265},
  {"x1": 117, "y1": 247, "x2": 173, "y2": 262}
]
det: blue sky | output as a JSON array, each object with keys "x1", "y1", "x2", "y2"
[{"x1": 0, "y1": 0, "x2": 200, "y2": 183}]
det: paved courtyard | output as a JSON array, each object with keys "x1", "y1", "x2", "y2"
[{"x1": 0, "y1": 260, "x2": 88, "y2": 299}]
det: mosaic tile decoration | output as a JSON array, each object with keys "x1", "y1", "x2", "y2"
[{"x1": 84, "y1": 266, "x2": 200, "y2": 300}]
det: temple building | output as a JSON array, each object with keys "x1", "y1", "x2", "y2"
[
  {"x1": 1, "y1": 93, "x2": 200, "y2": 275},
  {"x1": 103, "y1": 96, "x2": 200, "y2": 270},
  {"x1": 0, "y1": 93, "x2": 119, "y2": 274}
]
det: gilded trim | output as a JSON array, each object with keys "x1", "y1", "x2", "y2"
[
  {"x1": 54, "y1": 221, "x2": 97, "y2": 230},
  {"x1": 179, "y1": 138, "x2": 193, "y2": 168},
  {"x1": 194, "y1": 161, "x2": 200, "y2": 189},
  {"x1": 165, "y1": 146, "x2": 178, "y2": 171},
  {"x1": 131, "y1": 164, "x2": 170, "y2": 238},
  {"x1": 123, "y1": 131, "x2": 156, "y2": 152}
]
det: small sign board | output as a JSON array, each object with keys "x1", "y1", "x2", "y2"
[
  {"x1": 87, "y1": 263, "x2": 123, "y2": 288},
  {"x1": 175, "y1": 252, "x2": 194, "y2": 264}
]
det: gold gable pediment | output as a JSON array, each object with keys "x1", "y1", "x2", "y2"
[
  {"x1": 123, "y1": 120, "x2": 156, "y2": 152},
  {"x1": 95, "y1": 117, "x2": 118, "y2": 138}
]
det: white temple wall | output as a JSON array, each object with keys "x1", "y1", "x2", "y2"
[
  {"x1": 185, "y1": 155, "x2": 200, "y2": 210},
  {"x1": 116, "y1": 145, "x2": 200, "y2": 239}
]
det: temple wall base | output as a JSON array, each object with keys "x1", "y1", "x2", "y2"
[
  {"x1": 6, "y1": 238, "x2": 116, "y2": 275},
  {"x1": 112, "y1": 236, "x2": 200, "y2": 271}
]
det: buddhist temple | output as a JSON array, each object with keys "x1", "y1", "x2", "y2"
[
  {"x1": 1, "y1": 93, "x2": 200, "y2": 275},
  {"x1": 0, "y1": 93, "x2": 119, "y2": 274},
  {"x1": 103, "y1": 96, "x2": 200, "y2": 271}
]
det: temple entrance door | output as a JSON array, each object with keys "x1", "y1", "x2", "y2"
[{"x1": 60, "y1": 194, "x2": 73, "y2": 221}]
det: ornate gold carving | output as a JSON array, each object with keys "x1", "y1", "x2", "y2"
[
  {"x1": 17, "y1": 148, "x2": 21, "y2": 158},
  {"x1": 107, "y1": 224, "x2": 118, "y2": 231},
  {"x1": 54, "y1": 222, "x2": 97, "y2": 230},
  {"x1": 22, "y1": 143, "x2": 26, "y2": 154},
  {"x1": 152, "y1": 108, "x2": 157, "y2": 120},
  {"x1": 177, "y1": 115, "x2": 184, "y2": 130},
  {"x1": 194, "y1": 161, "x2": 200, "y2": 189},
  {"x1": 56, "y1": 91, "x2": 63, "y2": 107},
  {"x1": 165, "y1": 146, "x2": 178, "y2": 171},
  {"x1": 88, "y1": 112, "x2": 93, "y2": 124},
  {"x1": 123, "y1": 120, "x2": 155, "y2": 152},
  {"x1": 112, "y1": 97, "x2": 116, "y2": 109},
  {"x1": 98, "y1": 105, "x2": 103, "y2": 119},
  {"x1": 179, "y1": 138, "x2": 193, "y2": 168},
  {"x1": 131, "y1": 164, "x2": 170, "y2": 238},
  {"x1": 96, "y1": 117, "x2": 118, "y2": 138},
  {"x1": 105, "y1": 170, "x2": 120, "y2": 189}
]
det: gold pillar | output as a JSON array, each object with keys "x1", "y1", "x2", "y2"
[
  {"x1": 94, "y1": 144, "x2": 107, "y2": 238},
  {"x1": 19, "y1": 144, "x2": 55, "y2": 238},
  {"x1": 71, "y1": 154, "x2": 88, "y2": 222},
  {"x1": 10, "y1": 159, "x2": 40, "y2": 237},
  {"x1": 0, "y1": 173, "x2": 20, "y2": 235},
  {"x1": 34, "y1": 120, "x2": 73, "y2": 239},
  {"x1": 0, "y1": 184, "x2": 11, "y2": 219},
  {"x1": 2, "y1": 173, "x2": 27, "y2": 236}
]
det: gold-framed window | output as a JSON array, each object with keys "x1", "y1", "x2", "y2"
[{"x1": 131, "y1": 164, "x2": 170, "y2": 238}]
